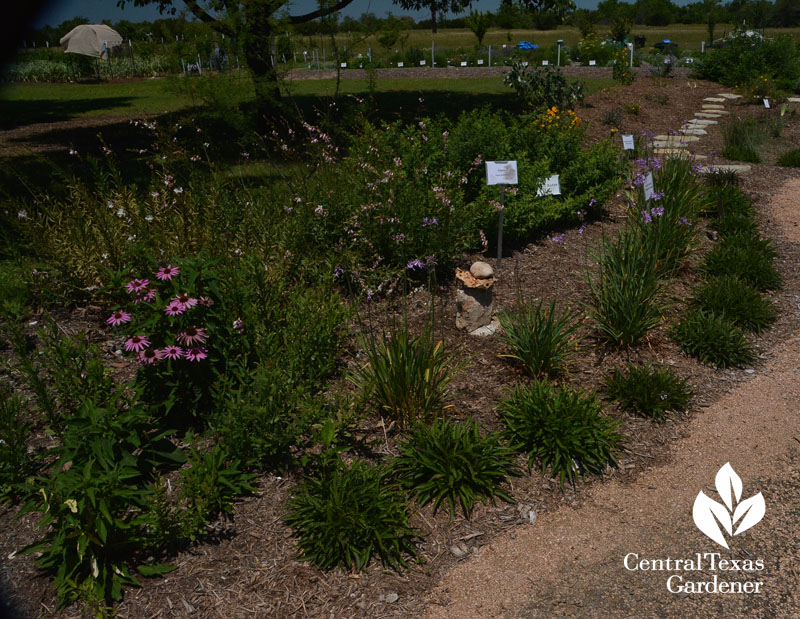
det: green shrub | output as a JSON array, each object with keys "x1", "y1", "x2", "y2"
[
  {"x1": 693, "y1": 32, "x2": 800, "y2": 92},
  {"x1": 705, "y1": 185, "x2": 758, "y2": 237},
  {"x1": 178, "y1": 443, "x2": 255, "y2": 540},
  {"x1": 777, "y1": 148, "x2": 800, "y2": 167},
  {"x1": 500, "y1": 381, "x2": 625, "y2": 487},
  {"x1": 671, "y1": 310, "x2": 756, "y2": 368},
  {"x1": 690, "y1": 275, "x2": 776, "y2": 333},
  {"x1": 212, "y1": 363, "x2": 319, "y2": 470},
  {"x1": 19, "y1": 400, "x2": 185, "y2": 610},
  {"x1": 286, "y1": 457, "x2": 418, "y2": 571},
  {"x1": 498, "y1": 298, "x2": 579, "y2": 377},
  {"x1": 604, "y1": 363, "x2": 691, "y2": 420},
  {"x1": 391, "y1": 419, "x2": 519, "y2": 519},
  {"x1": 350, "y1": 321, "x2": 459, "y2": 427},
  {"x1": 701, "y1": 232, "x2": 782, "y2": 291},
  {"x1": 587, "y1": 228, "x2": 665, "y2": 347},
  {"x1": 612, "y1": 47, "x2": 636, "y2": 85},
  {"x1": 721, "y1": 145, "x2": 761, "y2": 163},
  {"x1": 703, "y1": 169, "x2": 741, "y2": 188},
  {"x1": 504, "y1": 62, "x2": 585, "y2": 109}
]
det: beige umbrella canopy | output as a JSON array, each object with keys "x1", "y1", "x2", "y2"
[{"x1": 59, "y1": 24, "x2": 123, "y2": 59}]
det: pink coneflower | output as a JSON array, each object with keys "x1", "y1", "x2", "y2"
[
  {"x1": 106, "y1": 310, "x2": 132, "y2": 326},
  {"x1": 164, "y1": 300, "x2": 185, "y2": 316},
  {"x1": 198, "y1": 296, "x2": 214, "y2": 307},
  {"x1": 159, "y1": 345, "x2": 183, "y2": 360},
  {"x1": 138, "y1": 348, "x2": 159, "y2": 365},
  {"x1": 184, "y1": 347, "x2": 208, "y2": 362},
  {"x1": 173, "y1": 293, "x2": 198, "y2": 309},
  {"x1": 176, "y1": 326, "x2": 207, "y2": 346},
  {"x1": 135, "y1": 288, "x2": 157, "y2": 304},
  {"x1": 124, "y1": 335, "x2": 150, "y2": 352},
  {"x1": 155, "y1": 265, "x2": 179, "y2": 281},
  {"x1": 233, "y1": 318, "x2": 244, "y2": 334},
  {"x1": 125, "y1": 278, "x2": 150, "y2": 294}
]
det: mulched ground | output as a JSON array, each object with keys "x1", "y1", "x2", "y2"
[{"x1": 1, "y1": 74, "x2": 798, "y2": 618}]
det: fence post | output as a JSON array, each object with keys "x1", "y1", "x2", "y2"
[{"x1": 488, "y1": 45, "x2": 492, "y2": 67}]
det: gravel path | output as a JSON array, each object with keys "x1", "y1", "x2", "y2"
[{"x1": 423, "y1": 176, "x2": 800, "y2": 618}]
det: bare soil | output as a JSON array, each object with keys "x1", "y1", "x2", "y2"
[{"x1": 1, "y1": 75, "x2": 799, "y2": 618}]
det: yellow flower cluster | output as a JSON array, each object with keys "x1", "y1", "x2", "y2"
[{"x1": 536, "y1": 106, "x2": 582, "y2": 132}]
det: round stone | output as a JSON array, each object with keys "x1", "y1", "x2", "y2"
[{"x1": 470, "y1": 261, "x2": 494, "y2": 279}]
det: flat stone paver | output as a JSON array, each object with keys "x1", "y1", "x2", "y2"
[
  {"x1": 654, "y1": 148, "x2": 703, "y2": 158},
  {"x1": 718, "y1": 93, "x2": 743, "y2": 99},
  {"x1": 702, "y1": 104, "x2": 725, "y2": 110},
  {"x1": 703, "y1": 97, "x2": 726, "y2": 102},
  {"x1": 654, "y1": 134, "x2": 701, "y2": 142},
  {"x1": 679, "y1": 128, "x2": 707, "y2": 135},
  {"x1": 685, "y1": 119, "x2": 719, "y2": 126},
  {"x1": 695, "y1": 112, "x2": 723, "y2": 118},
  {"x1": 788, "y1": 97, "x2": 800, "y2": 103}
]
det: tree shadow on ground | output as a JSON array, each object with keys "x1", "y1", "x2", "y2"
[{"x1": 0, "y1": 96, "x2": 138, "y2": 130}]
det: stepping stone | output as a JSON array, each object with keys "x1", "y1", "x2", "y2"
[
  {"x1": 788, "y1": 97, "x2": 800, "y2": 103},
  {"x1": 702, "y1": 104, "x2": 725, "y2": 110},
  {"x1": 653, "y1": 142, "x2": 686, "y2": 149},
  {"x1": 718, "y1": 93, "x2": 742, "y2": 99},
  {"x1": 680, "y1": 128, "x2": 707, "y2": 135},
  {"x1": 701, "y1": 164, "x2": 751, "y2": 173},
  {"x1": 704, "y1": 97, "x2": 726, "y2": 102},
  {"x1": 695, "y1": 112, "x2": 723, "y2": 118},
  {"x1": 654, "y1": 134, "x2": 700, "y2": 142},
  {"x1": 654, "y1": 148, "x2": 694, "y2": 158},
  {"x1": 684, "y1": 119, "x2": 718, "y2": 126}
]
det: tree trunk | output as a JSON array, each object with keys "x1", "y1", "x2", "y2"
[
  {"x1": 242, "y1": 2, "x2": 285, "y2": 129},
  {"x1": 431, "y1": 9, "x2": 438, "y2": 34}
]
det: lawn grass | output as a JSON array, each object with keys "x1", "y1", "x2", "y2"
[{"x1": 1, "y1": 75, "x2": 615, "y2": 128}]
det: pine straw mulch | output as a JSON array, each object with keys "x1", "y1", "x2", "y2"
[{"x1": 1, "y1": 76, "x2": 799, "y2": 618}]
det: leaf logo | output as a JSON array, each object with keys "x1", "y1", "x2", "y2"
[{"x1": 692, "y1": 463, "x2": 765, "y2": 549}]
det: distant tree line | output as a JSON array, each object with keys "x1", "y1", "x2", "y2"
[{"x1": 20, "y1": 0, "x2": 800, "y2": 48}]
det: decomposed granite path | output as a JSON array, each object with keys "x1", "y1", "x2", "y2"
[{"x1": 422, "y1": 182, "x2": 800, "y2": 617}]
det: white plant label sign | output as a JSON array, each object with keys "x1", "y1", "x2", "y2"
[
  {"x1": 420, "y1": 60, "x2": 426, "y2": 66},
  {"x1": 397, "y1": 62, "x2": 404, "y2": 67},
  {"x1": 340, "y1": 62, "x2": 347, "y2": 68},
  {"x1": 541, "y1": 60, "x2": 549, "y2": 66},
  {"x1": 763, "y1": 98, "x2": 770, "y2": 109},
  {"x1": 589, "y1": 60, "x2": 596, "y2": 66},
  {"x1": 643, "y1": 172, "x2": 655, "y2": 201},
  {"x1": 622, "y1": 134, "x2": 635, "y2": 150},
  {"x1": 486, "y1": 161, "x2": 518, "y2": 185},
  {"x1": 693, "y1": 463, "x2": 765, "y2": 549},
  {"x1": 477, "y1": 59, "x2": 484, "y2": 65},
  {"x1": 460, "y1": 61, "x2": 467, "y2": 66},
  {"x1": 537, "y1": 174, "x2": 561, "y2": 196}
]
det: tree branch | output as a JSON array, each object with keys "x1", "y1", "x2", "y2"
[
  {"x1": 289, "y1": 0, "x2": 358, "y2": 24},
  {"x1": 184, "y1": 0, "x2": 236, "y2": 36}
]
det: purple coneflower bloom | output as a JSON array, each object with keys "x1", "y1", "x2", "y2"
[
  {"x1": 156, "y1": 265, "x2": 180, "y2": 281},
  {"x1": 160, "y1": 345, "x2": 183, "y2": 360},
  {"x1": 124, "y1": 335, "x2": 150, "y2": 352},
  {"x1": 138, "y1": 348, "x2": 159, "y2": 365},
  {"x1": 177, "y1": 326, "x2": 208, "y2": 346},
  {"x1": 173, "y1": 293, "x2": 198, "y2": 309},
  {"x1": 106, "y1": 310, "x2": 131, "y2": 326},
  {"x1": 184, "y1": 347, "x2": 208, "y2": 362},
  {"x1": 164, "y1": 301, "x2": 185, "y2": 316},
  {"x1": 125, "y1": 278, "x2": 150, "y2": 294}
]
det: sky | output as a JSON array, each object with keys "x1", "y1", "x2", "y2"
[{"x1": 32, "y1": 0, "x2": 613, "y2": 28}]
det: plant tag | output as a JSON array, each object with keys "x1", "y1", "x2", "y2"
[
  {"x1": 460, "y1": 61, "x2": 467, "y2": 66},
  {"x1": 763, "y1": 98, "x2": 770, "y2": 108},
  {"x1": 477, "y1": 59, "x2": 484, "y2": 65},
  {"x1": 420, "y1": 60, "x2": 426, "y2": 66},
  {"x1": 522, "y1": 61, "x2": 529, "y2": 67},
  {"x1": 589, "y1": 60, "x2": 596, "y2": 66},
  {"x1": 340, "y1": 62, "x2": 346, "y2": 68},
  {"x1": 541, "y1": 60, "x2": 549, "y2": 66},
  {"x1": 486, "y1": 161, "x2": 519, "y2": 185},
  {"x1": 622, "y1": 134, "x2": 635, "y2": 150},
  {"x1": 643, "y1": 172, "x2": 655, "y2": 201},
  {"x1": 397, "y1": 61, "x2": 403, "y2": 67},
  {"x1": 537, "y1": 174, "x2": 561, "y2": 196}
]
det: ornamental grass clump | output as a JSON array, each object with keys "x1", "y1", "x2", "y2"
[
  {"x1": 604, "y1": 363, "x2": 691, "y2": 421},
  {"x1": 350, "y1": 321, "x2": 459, "y2": 427},
  {"x1": 690, "y1": 275, "x2": 776, "y2": 333},
  {"x1": 777, "y1": 148, "x2": 800, "y2": 168},
  {"x1": 671, "y1": 309, "x2": 756, "y2": 368},
  {"x1": 500, "y1": 380, "x2": 625, "y2": 488},
  {"x1": 498, "y1": 299, "x2": 580, "y2": 377},
  {"x1": 701, "y1": 232, "x2": 782, "y2": 291},
  {"x1": 586, "y1": 228, "x2": 665, "y2": 347},
  {"x1": 285, "y1": 457, "x2": 418, "y2": 572},
  {"x1": 391, "y1": 419, "x2": 520, "y2": 519}
]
